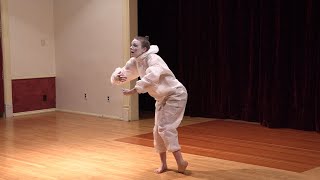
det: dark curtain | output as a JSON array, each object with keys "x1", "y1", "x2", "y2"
[{"x1": 138, "y1": 0, "x2": 320, "y2": 131}]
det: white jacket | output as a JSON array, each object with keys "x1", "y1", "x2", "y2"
[{"x1": 110, "y1": 45, "x2": 185, "y2": 101}]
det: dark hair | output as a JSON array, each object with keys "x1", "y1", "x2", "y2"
[{"x1": 134, "y1": 36, "x2": 150, "y2": 51}]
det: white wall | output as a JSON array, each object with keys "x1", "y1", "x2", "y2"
[
  {"x1": 8, "y1": 0, "x2": 55, "y2": 79},
  {"x1": 54, "y1": 0, "x2": 125, "y2": 119},
  {"x1": 3, "y1": 0, "x2": 131, "y2": 119}
]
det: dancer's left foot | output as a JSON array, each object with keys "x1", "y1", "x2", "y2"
[
  {"x1": 154, "y1": 164, "x2": 167, "y2": 174},
  {"x1": 178, "y1": 160, "x2": 188, "y2": 173}
]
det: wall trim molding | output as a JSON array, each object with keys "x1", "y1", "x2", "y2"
[
  {"x1": 13, "y1": 108, "x2": 130, "y2": 122},
  {"x1": 12, "y1": 76, "x2": 56, "y2": 80},
  {"x1": 56, "y1": 109, "x2": 127, "y2": 121},
  {"x1": 13, "y1": 108, "x2": 56, "y2": 116}
]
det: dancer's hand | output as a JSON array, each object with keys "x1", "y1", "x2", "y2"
[
  {"x1": 122, "y1": 88, "x2": 137, "y2": 96},
  {"x1": 117, "y1": 71, "x2": 127, "y2": 82}
]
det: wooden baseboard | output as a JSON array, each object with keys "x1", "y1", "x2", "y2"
[{"x1": 13, "y1": 108, "x2": 56, "y2": 116}]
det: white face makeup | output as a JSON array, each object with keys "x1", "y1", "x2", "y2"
[{"x1": 130, "y1": 39, "x2": 147, "y2": 58}]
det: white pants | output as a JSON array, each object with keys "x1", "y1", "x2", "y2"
[{"x1": 153, "y1": 87, "x2": 188, "y2": 153}]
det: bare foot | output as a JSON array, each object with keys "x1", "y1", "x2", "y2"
[
  {"x1": 178, "y1": 160, "x2": 188, "y2": 173},
  {"x1": 154, "y1": 165, "x2": 167, "y2": 174}
]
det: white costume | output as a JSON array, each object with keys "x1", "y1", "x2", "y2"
[{"x1": 110, "y1": 45, "x2": 188, "y2": 153}]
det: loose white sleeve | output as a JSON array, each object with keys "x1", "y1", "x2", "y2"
[
  {"x1": 135, "y1": 56, "x2": 166, "y2": 93},
  {"x1": 110, "y1": 58, "x2": 139, "y2": 85}
]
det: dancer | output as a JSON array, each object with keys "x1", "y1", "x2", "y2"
[{"x1": 111, "y1": 36, "x2": 188, "y2": 173}]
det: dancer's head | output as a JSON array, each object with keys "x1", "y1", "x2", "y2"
[{"x1": 130, "y1": 36, "x2": 150, "y2": 58}]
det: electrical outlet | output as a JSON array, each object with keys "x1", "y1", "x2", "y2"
[
  {"x1": 107, "y1": 96, "x2": 110, "y2": 102},
  {"x1": 84, "y1": 93, "x2": 87, "y2": 100}
]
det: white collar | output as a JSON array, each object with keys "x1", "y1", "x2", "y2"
[{"x1": 135, "y1": 45, "x2": 159, "y2": 62}]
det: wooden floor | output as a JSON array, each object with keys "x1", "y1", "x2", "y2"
[
  {"x1": 0, "y1": 111, "x2": 319, "y2": 179},
  {"x1": 117, "y1": 120, "x2": 320, "y2": 172}
]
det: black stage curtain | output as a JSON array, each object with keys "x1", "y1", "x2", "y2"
[{"x1": 138, "y1": 0, "x2": 320, "y2": 131}]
